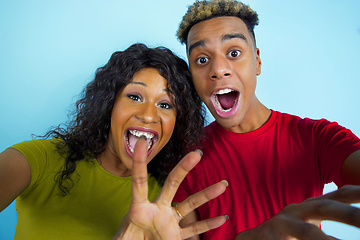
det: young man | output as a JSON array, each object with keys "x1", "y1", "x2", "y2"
[{"x1": 173, "y1": 0, "x2": 360, "y2": 239}]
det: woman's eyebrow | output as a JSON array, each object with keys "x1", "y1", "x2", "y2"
[
  {"x1": 129, "y1": 81, "x2": 147, "y2": 87},
  {"x1": 130, "y1": 81, "x2": 169, "y2": 93}
]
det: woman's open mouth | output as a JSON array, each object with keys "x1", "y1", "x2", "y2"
[
  {"x1": 211, "y1": 88, "x2": 240, "y2": 118},
  {"x1": 125, "y1": 129, "x2": 158, "y2": 156}
]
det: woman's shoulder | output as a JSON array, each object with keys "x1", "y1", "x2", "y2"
[
  {"x1": 10, "y1": 139, "x2": 66, "y2": 197},
  {"x1": 10, "y1": 138, "x2": 64, "y2": 152}
]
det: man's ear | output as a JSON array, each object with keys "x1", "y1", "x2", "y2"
[{"x1": 255, "y1": 48, "x2": 262, "y2": 76}]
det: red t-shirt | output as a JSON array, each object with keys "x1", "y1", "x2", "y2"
[{"x1": 174, "y1": 110, "x2": 360, "y2": 240}]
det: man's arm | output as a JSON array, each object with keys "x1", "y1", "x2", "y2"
[
  {"x1": 231, "y1": 140, "x2": 360, "y2": 240},
  {"x1": 342, "y1": 149, "x2": 360, "y2": 185},
  {"x1": 234, "y1": 185, "x2": 360, "y2": 240},
  {"x1": 234, "y1": 149, "x2": 360, "y2": 240}
]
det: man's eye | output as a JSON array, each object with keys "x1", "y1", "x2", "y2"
[
  {"x1": 228, "y1": 50, "x2": 241, "y2": 58},
  {"x1": 158, "y1": 102, "x2": 174, "y2": 109},
  {"x1": 128, "y1": 94, "x2": 141, "y2": 102},
  {"x1": 196, "y1": 56, "x2": 209, "y2": 65}
]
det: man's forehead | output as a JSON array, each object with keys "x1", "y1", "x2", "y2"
[
  {"x1": 186, "y1": 16, "x2": 251, "y2": 54},
  {"x1": 187, "y1": 32, "x2": 249, "y2": 55}
]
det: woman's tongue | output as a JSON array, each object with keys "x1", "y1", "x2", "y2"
[{"x1": 129, "y1": 134, "x2": 150, "y2": 150}]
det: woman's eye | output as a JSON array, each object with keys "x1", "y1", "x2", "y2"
[
  {"x1": 228, "y1": 50, "x2": 241, "y2": 58},
  {"x1": 196, "y1": 56, "x2": 209, "y2": 65},
  {"x1": 127, "y1": 94, "x2": 142, "y2": 102},
  {"x1": 158, "y1": 102, "x2": 174, "y2": 109}
]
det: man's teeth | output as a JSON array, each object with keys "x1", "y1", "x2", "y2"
[
  {"x1": 127, "y1": 130, "x2": 155, "y2": 153},
  {"x1": 215, "y1": 88, "x2": 233, "y2": 95}
]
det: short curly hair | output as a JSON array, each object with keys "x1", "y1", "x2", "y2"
[{"x1": 177, "y1": 0, "x2": 259, "y2": 46}]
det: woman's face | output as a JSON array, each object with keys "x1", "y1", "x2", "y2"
[{"x1": 107, "y1": 68, "x2": 177, "y2": 176}]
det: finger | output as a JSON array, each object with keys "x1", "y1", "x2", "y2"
[
  {"x1": 236, "y1": 216, "x2": 338, "y2": 240},
  {"x1": 281, "y1": 218, "x2": 338, "y2": 240},
  {"x1": 277, "y1": 199, "x2": 360, "y2": 239},
  {"x1": 156, "y1": 150, "x2": 202, "y2": 206},
  {"x1": 304, "y1": 185, "x2": 360, "y2": 205},
  {"x1": 180, "y1": 215, "x2": 228, "y2": 239},
  {"x1": 300, "y1": 199, "x2": 360, "y2": 228},
  {"x1": 317, "y1": 185, "x2": 360, "y2": 204},
  {"x1": 325, "y1": 236, "x2": 340, "y2": 240},
  {"x1": 131, "y1": 136, "x2": 149, "y2": 203},
  {"x1": 176, "y1": 180, "x2": 228, "y2": 219}
]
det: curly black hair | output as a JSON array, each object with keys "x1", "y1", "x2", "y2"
[
  {"x1": 177, "y1": 0, "x2": 259, "y2": 46},
  {"x1": 46, "y1": 43, "x2": 206, "y2": 195}
]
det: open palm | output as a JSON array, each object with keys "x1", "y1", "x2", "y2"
[{"x1": 112, "y1": 138, "x2": 228, "y2": 240}]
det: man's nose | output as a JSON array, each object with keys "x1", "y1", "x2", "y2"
[{"x1": 210, "y1": 55, "x2": 232, "y2": 80}]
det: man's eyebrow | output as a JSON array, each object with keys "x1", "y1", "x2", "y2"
[
  {"x1": 188, "y1": 40, "x2": 206, "y2": 56},
  {"x1": 222, "y1": 33, "x2": 248, "y2": 43}
]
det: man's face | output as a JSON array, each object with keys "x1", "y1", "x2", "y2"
[{"x1": 187, "y1": 16, "x2": 262, "y2": 132}]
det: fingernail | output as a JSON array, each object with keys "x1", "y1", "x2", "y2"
[
  {"x1": 224, "y1": 214, "x2": 229, "y2": 220},
  {"x1": 221, "y1": 180, "x2": 229, "y2": 187},
  {"x1": 139, "y1": 135, "x2": 147, "y2": 140},
  {"x1": 194, "y1": 149, "x2": 203, "y2": 156}
]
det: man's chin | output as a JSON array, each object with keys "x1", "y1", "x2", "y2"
[{"x1": 214, "y1": 116, "x2": 240, "y2": 131}]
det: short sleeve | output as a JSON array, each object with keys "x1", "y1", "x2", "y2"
[
  {"x1": 314, "y1": 120, "x2": 360, "y2": 187},
  {"x1": 9, "y1": 139, "x2": 64, "y2": 198}
]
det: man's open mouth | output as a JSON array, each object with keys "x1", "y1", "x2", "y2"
[
  {"x1": 211, "y1": 88, "x2": 240, "y2": 116},
  {"x1": 126, "y1": 129, "x2": 158, "y2": 154}
]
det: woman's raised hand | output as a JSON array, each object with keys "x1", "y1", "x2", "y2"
[{"x1": 112, "y1": 137, "x2": 228, "y2": 240}]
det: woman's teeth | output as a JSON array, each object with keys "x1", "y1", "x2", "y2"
[
  {"x1": 129, "y1": 129, "x2": 155, "y2": 139},
  {"x1": 126, "y1": 129, "x2": 155, "y2": 153}
]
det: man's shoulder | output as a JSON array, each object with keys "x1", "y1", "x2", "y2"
[{"x1": 274, "y1": 110, "x2": 329, "y2": 126}]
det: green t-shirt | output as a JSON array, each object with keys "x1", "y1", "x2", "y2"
[{"x1": 10, "y1": 139, "x2": 162, "y2": 240}]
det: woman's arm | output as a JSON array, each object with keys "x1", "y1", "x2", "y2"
[{"x1": 0, "y1": 148, "x2": 31, "y2": 212}]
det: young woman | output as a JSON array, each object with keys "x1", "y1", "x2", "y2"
[{"x1": 0, "y1": 43, "x2": 228, "y2": 240}]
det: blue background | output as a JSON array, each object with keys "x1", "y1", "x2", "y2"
[{"x1": 1, "y1": 0, "x2": 359, "y2": 239}]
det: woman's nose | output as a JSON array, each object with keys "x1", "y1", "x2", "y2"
[{"x1": 135, "y1": 103, "x2": 160, "y2": 124}]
